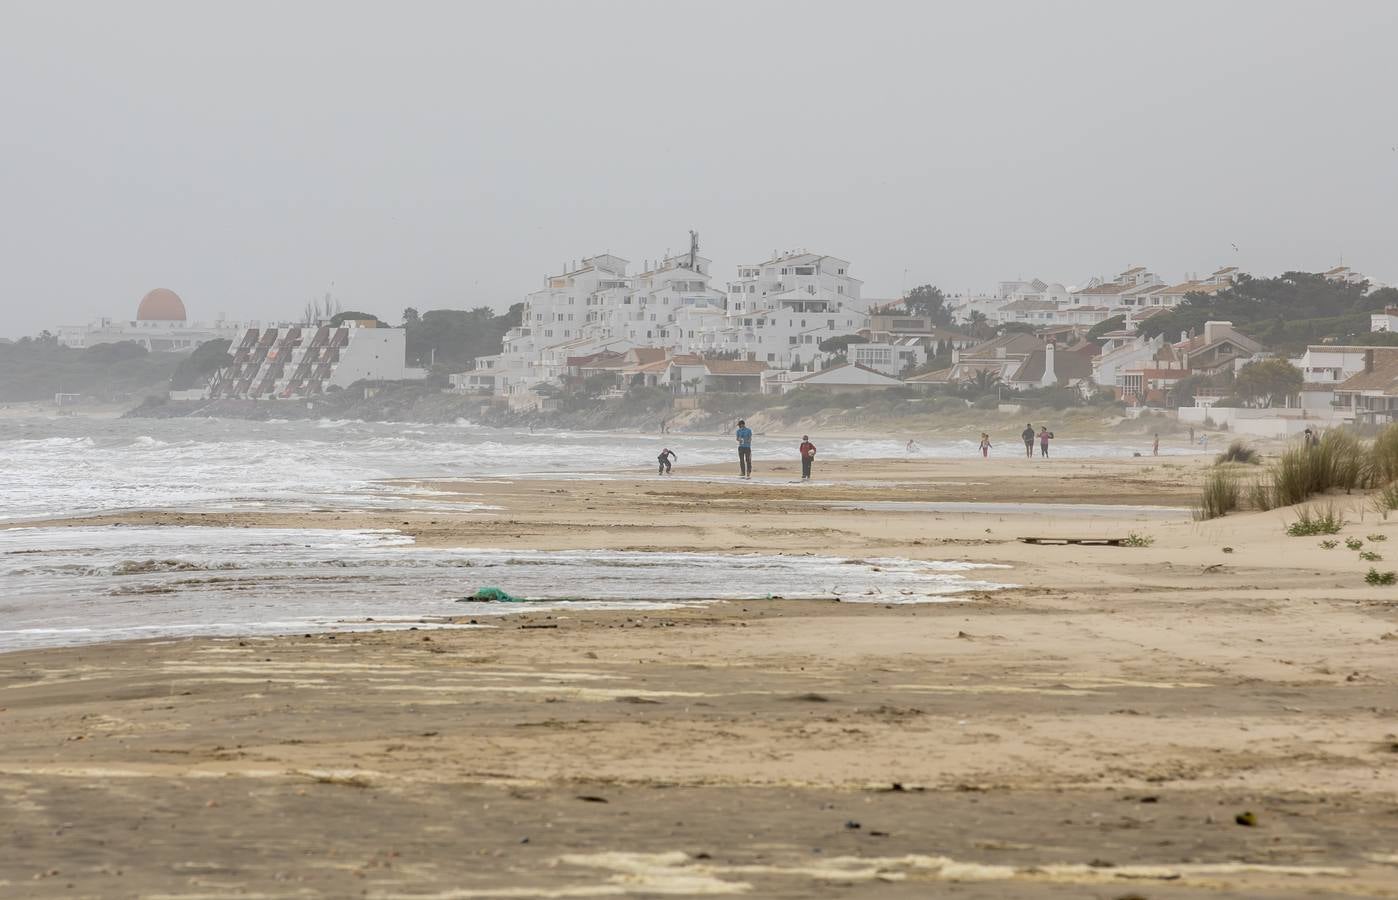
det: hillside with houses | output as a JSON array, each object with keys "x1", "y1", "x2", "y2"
[{"x1": 108, "y1": 242, "x2": 1398, "y2": 434}]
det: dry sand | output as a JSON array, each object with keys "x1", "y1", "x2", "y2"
[{"x1": 3, "y1": 453, "x2": 1397, "y2": 898}]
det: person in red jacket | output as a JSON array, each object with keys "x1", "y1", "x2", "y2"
[{"x1": 799, "y1": 435, "x2": 817, "y2": 481}]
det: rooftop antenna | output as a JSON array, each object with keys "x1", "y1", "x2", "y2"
[{"x1": 688, "y1": 230, "x2": 699, "y2": 271}]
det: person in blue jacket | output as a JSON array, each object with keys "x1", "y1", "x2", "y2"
[{"x1": 735, "y1": 419, "x2": 753, "y2": 479}]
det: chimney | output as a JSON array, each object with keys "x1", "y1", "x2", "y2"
[
  {"x1": 1365, "y1": 349, "x2": 1375, "y2": 374},
  {"x1": 1204, "y1": 320, "x2": 1229, "y2": 345},
  {"x1": 1042, "y1": 341, "x2": 1057, "y2": 387},
  {"x1": 1180, "y1": 330, "x2": 1188, "y2": 344}
]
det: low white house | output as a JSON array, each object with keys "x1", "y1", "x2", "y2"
[
  {"x1": 1372, "y1": 307, "x2": 1398, "y2": 333},
  {"x1": 781, "y1": 362, "x2": 905, "y2": 394}
]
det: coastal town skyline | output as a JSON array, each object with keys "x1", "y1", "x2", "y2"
[{"x1": 3, "y1": 0, "x2": 1396, "y2": 340}]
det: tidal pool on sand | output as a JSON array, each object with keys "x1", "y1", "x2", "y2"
[{"x1": 0, "y1": 526, "x2": 1013, "y2": 652}]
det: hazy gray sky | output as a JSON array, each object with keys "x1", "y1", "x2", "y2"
[{"x1": 2, "y1": 0, "x2": 1395, "y2": 338}]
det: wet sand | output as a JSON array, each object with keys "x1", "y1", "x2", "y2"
[{"x1": 4, "y1": 453, "x2": 1398, "y2": 897}]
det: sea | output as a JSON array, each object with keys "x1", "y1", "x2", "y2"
[{"x1": 0, "y1": 416, "x2": 1183, "y2": 651}]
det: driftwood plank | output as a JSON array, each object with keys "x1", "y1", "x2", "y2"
[{"x1": 1018, "y1": 537, "x2": 1124, "y2": 546}]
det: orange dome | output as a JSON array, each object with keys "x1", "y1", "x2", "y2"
[{"x1": 137, "y1": 288, "x2": 187, "y2": 321}]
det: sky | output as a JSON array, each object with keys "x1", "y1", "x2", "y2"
[{"x1": 1, "y1": 0, "x2": 1395, "y2": 338}]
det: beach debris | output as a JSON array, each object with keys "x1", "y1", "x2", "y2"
[
  {"x1": 520, "y1": 623, "x2": 558, "y2": 629},
  {"x1": 1019, "y1": 537, "x2": 1126, "y2": 546},
  {"x1": 1235, "y1": 811, "x2": 1257, "y2": 826},
  {"x1": 790, "y1": 692, "x2": 831, "y2": 703},
  {"x1": 463, "y1": 586, "x2": 523, "y2": 602},
  {"x1": 576, "y1": 795, "x2": 609, "y2": 804},
  {"x1": 615, "y1": 695, "x2": 662, "y2": 704},
  {"x1": 844, "y1": 820, "x2": 861, "y2": 830},
  {"x1": 1222, "y1": 546, "x2": 1234, "y2": 553}
]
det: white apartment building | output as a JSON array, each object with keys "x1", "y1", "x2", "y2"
[
  {"x1": 208, "y1": 321, "x2": 425, "y2": 399},
  {"x1": 473, "y1": 245, "x2": 871, "y2": 395}
]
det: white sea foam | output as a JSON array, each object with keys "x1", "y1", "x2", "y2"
[
  {"x1": 0, "y1": 526, "x2": 1013, "y2": 652},
  {"x1": 0, "y1": 417, "x2": 1188, "y2": 521}
]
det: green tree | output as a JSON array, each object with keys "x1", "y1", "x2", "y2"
[
  {"x1": 966, "y1": 311, "x2": 994, "y2": 340},
  {"x1": 329, "y1": 311, "x2": 382, "y2": 327},
  {"x1": 1139, "y1": 272, "x2": 1398, "y2": 353},
  {"x1": 817, "y1": 334, "x2": 867, "y2": 353},
  {"x1": 170, "y1": 339, "x2": 233, "y2": 390},
  {"x1": 401, "y1": 307, "x2": 421, "y2": 327},
  {"x1": 904, "y1": 284, "x2": 953, "y2": 327},
  {"x1": 1087, "y1": 315, "x2": 1126, "y2": 343},
  {"x1": 1234, "y1": 358, "x2": 1303, "y2": 407}
]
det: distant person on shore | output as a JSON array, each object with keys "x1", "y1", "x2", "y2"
[
  {"x1": 1021, "y1": 424, "x2": 1035, "y2": 459},
  {"x1": 1153, "y1": 433, "x2": 1160, "y2": 456},
  {"x1": 906, "y1": 439, "x2": 919, "y2": 454},
  {"x1": 979, "y1": 432, "x2": 992, "y2": 458},
  {"x1": 657, "y1": 447, "x2": 676, "y2": 476},
  {"x1": 735, "y1": 419, "x2": 753, "y2": 479},
  {"x1": 1038, "y1": 426, "x2": 1053, "y2": 458},
  {"x1": 1303, "y1": 427, "x2": 1318, "y2": 449},
  {"x1": 799, "y1": 435, "x2": 817, "y2": 480},
  {"x1": 1189, "y1": 426, "x2": 1195, "y2": 444}
]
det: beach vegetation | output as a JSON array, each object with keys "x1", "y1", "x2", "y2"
[
  {"x1": 1319, "y1": 539, "x2": 1339, "y2": 549},
  {"x1": 1123, "y1": 532, "x2": 1155, "y2": 547},
  {"x1": 1372, "y1": 482, "x2": 1398, "y2": 518},
  {"x1": 1358, "y1": 550, "x2": 1382, "y2": 562},
  {"x1": 1247, "y1": 477, "x2": 1276, "y2": 511},
  {"x1": 1345, "y1": 537, "x2": 1364, "y2": 551},
  {"x1": 1215, "y1": 440, "x2": 1260, "y2": 465},
  {"x1": 1368, "y1": 533, "x2": 1388, "y2": 542},
  {"x1": 1195, "y1": 469, "x2": 1240, "y2": 520},
  {"x1": 1370, "y1": 425, "x2": 1398, "y2": 484},
  {"x1": 1365, "y1": 569, "x2": 1397, "y2": 586},
  {"x1": 1285, "y1": 504, "x2": 1345, "y2": 536}
]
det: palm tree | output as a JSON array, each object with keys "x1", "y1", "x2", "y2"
[
  {"x1": 965, "y1": 369, "x2": 1000, "y2": 398},
  {"x1": 968, "y1": 311, "x2": 993, "y2": 340}
]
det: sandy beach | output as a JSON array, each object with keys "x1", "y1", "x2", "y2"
[{"x1": 4, "y1": 452, "x2": 1397, "y2": 898}]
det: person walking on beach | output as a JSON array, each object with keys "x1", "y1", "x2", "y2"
[
  {"x1": 906, "y1": 439, "x2": 919, "y2": 454},
  {"x1": 735, "y1": 419, "x2": 753, "y2": 479},
  {"x1": 1303, "y1": 427, "x2": 1318, "y2": 449},
  {"x1": 1038, "y1": 426, "x2": 1053, "y2": 458},
  {"x1": 1021, "y1": 424, "x2": 1035, "y2": 459},
  {"x1": 657, "y1": 447, "x2": 676, "y2": 475},
  {"x1": 799, "y1": 435, "x2": 817, "y2": 480},
  {"x1": 979, "y1": 432, "x2": 992, "y2": 458},
  {"x1": 1152, "y1": 433, "x2": 1159, "y2": 456}
]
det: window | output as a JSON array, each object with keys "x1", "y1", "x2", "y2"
[
  {"x1": 789, "y1": 336, "x2": 798, "y2": 345},
  {"x1": 837, "y1": 286, "x2": 845, "y2": 295},
  {"x1": 827, "y1": 319, "x2": 835, "y2": 329},
  {"x1": 838, "y1": 268, "x2": 845, "y2": 275},
  {"x1": 766, "y1": 353, "x2": 775, "y2": 362},
  {"x1": 794, "y1": 266, "x2": 814, "y2": 275}
]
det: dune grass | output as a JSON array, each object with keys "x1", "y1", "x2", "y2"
[
  {"x1": 1285, "y1": 504, "x2": 1346, "y2": 537},
  {"x1": 1216, "y1": 424, "x2": 1398, "y2": 514},
  {"x1": 1195, "y1": 468, "x2": 1240, "y2": 520},
  {"x1": 1214, "y1": 440, "x2": 1260, "y2": 466}
]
